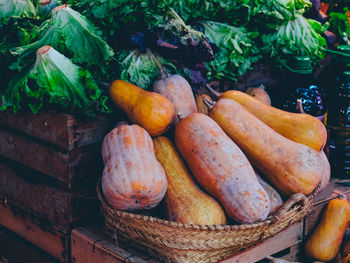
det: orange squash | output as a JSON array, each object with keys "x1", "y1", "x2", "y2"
[
  {"x1": 175, "y1": 113, "x2": 270, "y2": 223},
  {"x1": 196, "y1": 94, "x2": 212, "y2": 115},
  {"x1": 208, "y1": 98, "x2": 324, "y2": 196},
  {"x1": 101, "y1": 124, "x2": 167, "y2": 210},
  {"x1": 153, "y1": 136, "x2": 227, "y2": 225},
  {"x1": 207, "y1": 87, "x2": 327, "y2": 152},
  {"x1": 255, "y1": 172, "x2": 283, "y2": 214},
  {"x1": 245, "y1": 85, "x2": 271, "y2": 105},
  {"x1": 305, "y1": 198, "x2": 350, "y2": 261},
  {"x1": 109, "y1": 80, "x2": 175, "y2": 137},
  {"x1": 153, "y1": 75, "x2": 197, "y2": 124}
]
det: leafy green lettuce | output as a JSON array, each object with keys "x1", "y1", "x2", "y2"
[
  {"x1": 199, "y1": 20, "x2": 262, "y2": 81},
  {"x1": 261, "y1": 15, "x2": 327, "y2": 63},
  {"x1": 329, "y1": 8, "x2": 350, "y2": 45},
  {"x1": 0, "y1": 0, "x2": 37, "y2": 26},
  {"x1": 1, "y1": 45, "x2": 110, "y2": 116},
  {"x1": 117, "y1": 49, "x2": 178, "y2": 90},
  {"x1": 10, "y1": 5, "x2": 114, "y2": 71}
]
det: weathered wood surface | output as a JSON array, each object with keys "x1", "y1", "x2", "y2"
[
  {"x1": 0, "y1": 162, "x2": 99, "y2": 228},
  {"x1": 70, "y1": 180, "x2": 350, "y2": 263},
  {"x1": 0, "y1": 226, "x2": 59, "y2": 263},
  {"x1": 0, "y1": 203, "x2": 70, "y2": 262},
  {"x1": 0, "y1": 129, "x2": 103, "y2": 188},
  {"x1": 0, "y1": 110, "x2": 115, "y2": 151}
]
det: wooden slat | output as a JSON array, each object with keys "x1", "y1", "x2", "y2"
[
  {"x1": 0, "y1": 129, "x2": 103, "y2": 188},
  {"x1": 0, "y1": 110, "x2": 115, "y2": 151},
  {"x1": 0, "y1": 204, "x2": 69, "y2": 262},
  {"x1": 221, "y1": 221, "x2": 304, "y2": 263},
  {"x1": 0, "y1": 162, "x2": 98, "y2": 228},
  {"x1": 71, "y1": 227, "x2": 149, "y2": 263},
  {"x1": 0, "y1": 226, "x2": 59, "y2": 263}
]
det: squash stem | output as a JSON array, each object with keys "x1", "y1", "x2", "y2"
[
  {"x1": 203, "y1": 96, "x2": 215, "y2": 111},
  {"x1": 296, "y1": 99, "x2": 305, "y2": 114},
  {"x1": 205, "y1": 84, "x2": 221, "y2": 99}
]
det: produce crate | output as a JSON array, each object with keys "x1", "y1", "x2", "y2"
[
  {"x1": 0, "y1": 110, "x2": 116, "y2": 188},
  {"x1": 0, "y1": 160, "x2": 98, "y2": 229},
  {"x1": 0, "y1": 202, "x2": 70, "y2": 263},
  {"x1": 70, "y1": 180, "x2": 350, "y2": 263},
  {"x1": 0, "y1": 226, "x2": 59, "y2": 263}
]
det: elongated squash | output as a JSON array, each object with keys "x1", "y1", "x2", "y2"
[
  {"x1": 153, "y1": 75, "x2": 197, "y2": 124},
  {"x1": 175, "y1": 113, "x2": 270, "y2": 223},
  {"x1": 153, "y1": 136, "x2": 227, "y2": 225},
  {"x1": 207, "y1": 87, "x2": 326, "y2": 151},
  {"x1": 109, "y1": 80, "x2": 175, "y2": 137},
  {"x1": 101, "y1": 124, "x2": 167, "y2": 210},
  {"x1": 245, "y1": 85, "x2": 271, "y2": 105},
  {"x1": 208, "y1": 98, "x2": 324, "y2": 196},
  {"x1": 255, "y1": 172, "x2": 283, "y2": 214},
  {"x1": 305, "y1": 198, "x2": 350, "y2": 261}
]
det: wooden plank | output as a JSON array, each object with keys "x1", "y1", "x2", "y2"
[
  {"x1": 0, "y1": 129, "x2": 103, "y2": 188},
  {"x1": 220, "y1": 221, "x2": 304, "y2": 263},
  {"x1": 0, "y1": 110, "x2": 115, "y2": 151},
  {"x1": 71, "y1": 227, "x2": 149, "y2": 263},
  {"x1": 0, "y1": 226, "x2": 59, "y2": 263},
  {"x1": 0, "y1": 203, "x2": 69, "y2": 262},
  {"x1": 0, "y1": 162, "x2": 99, "y2": 228}
]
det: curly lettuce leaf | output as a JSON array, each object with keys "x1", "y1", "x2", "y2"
[
  {"x1": 0, "y1": 0, "x2": 37, "y2": 26},
  {"x1": 261, "y1": 15, "x2": 327, "y2": 63},
  {"x1": 199, "y1": 20, "x2": 262, "y2": 81},
  {"x1": 1, "y1": 46, "x2": 110, "y2": 116},
  {"x1": 117, "y1": 49, "x2": 178, "y2": 90},
  {"x1": 10, "y1": 5, "x2": 114, "y2": 71},
  {"x1": 329, "y1": 8, "x2": 350, "y2": 44}
]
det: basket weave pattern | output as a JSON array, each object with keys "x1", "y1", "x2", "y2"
[{"x1": 97, "y1": 182, "x2": 313, "y2": 263}]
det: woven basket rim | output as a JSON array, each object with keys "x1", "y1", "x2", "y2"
[{"x1": 97, "y1": 180, "x2": 315, "y2": 231}]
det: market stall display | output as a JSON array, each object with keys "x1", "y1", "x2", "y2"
[{"x1": 1, "y1": 0, "x2": 350, "y2": 262}]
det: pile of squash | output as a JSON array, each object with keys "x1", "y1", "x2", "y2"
[{"x1": 101, "y1": 75, "x2": 330, "y2": 226}]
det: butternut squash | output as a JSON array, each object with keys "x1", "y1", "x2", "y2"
[
  {"x1": 245, "y1": 85, "x2": 271, "y2": 105},
  {"x1": 153, "y1": 75, "x2": 197, "y2": 124},
  {"x1": 153, "y1": 136, "x2": 227, "y2": 225},
  {"x1": 109, "y1": 80, "x2": 175, "y2": 137},
  {"x1": 101, "y1": 124, "x2": 167, "y2": 210},
  {"x1": 207, "y1": 87, "x2": 327, "y2": 151},
  {"x1": 305, "y1": 198, "x2": 350, "y2": 261},
  {"x1": 175, "y1": 113, "x2": 270, "y2": 223},
  {"x1": 255, "y1": 172, "x2": 283, "y2": 214},
  {"x1": 208, "y1": 98, "x2": 323, "y2": 196}
]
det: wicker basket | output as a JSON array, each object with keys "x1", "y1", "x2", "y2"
[{"x1": 97, "y1": 181, "x2": 314, "y2": 263}]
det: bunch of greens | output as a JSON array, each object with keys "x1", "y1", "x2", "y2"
[
  {"x1": 197, "y1": 20, "x2": 262, "y2": 81},
  {"x1": 117, "y1": 49, "x2": 178, "y2": 90},
  {"x1": 261, "y1": 15, "x2": 327, "y2": 63},
  {"x1": 329, "y1": 8, "x2": 350, "y2": 44},
  {"x1": 67, "y1": 0, "x2": 248, "y2": 36},
  {"x1": 10, "y1": 5, "x2": 114, "y2": 72},
  {"x1": 1, "y1": 46, "x2": 110, "y2": 117},
  {"x1": 249, "y1": 0, "x2": 311, "y2": 27}
]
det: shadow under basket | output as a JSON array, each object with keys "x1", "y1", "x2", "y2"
[{"x1": 97, "y1": 181, "x2": 315, "y2": 263}]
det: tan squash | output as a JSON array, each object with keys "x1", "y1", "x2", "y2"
[
  {"x1": 245, "y1": 85, "x2": 271, "y2": 105},
  {"x1": 208, "y1": 98, "x2": 323, "y2": 196},
  {"x1": 109, "y1": 80, "x2": 175, "y2": 137},
  {"x1": 153, "y1": 136, "x2": 227, "y2": 225},
  {"x1": 255, "y1": 172, "x2": 283, "y2": 214},
  {"x1": 101, "y1": 124, "x2": 167, "y2": 210},
  {"x1": 175, "y1": 113, "x2": 270, "y2": 223},
  {"x1": 305, "y1": 198, "x2": 350, "y2": 261},
  {"x1": 206, "y1": 86, "x2": 327, "y2": 152},
  {"x1": 153, "y1": 74, "x2": 197, "y2": 124},
  {"x1": 196, "y1": 94, "x2": 212, "y2": 115},
  {"x1": 319, "y1": 151, "x2": 331, "y2": 190}
]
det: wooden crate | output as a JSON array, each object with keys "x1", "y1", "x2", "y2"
[
  {"x1": 0, "y1": 202, "x2": 70, "y2": 262},
  {"x1": 70, "y1": 180, "x2": 350, "y2": 263},
  {"x1": 0, "y1": 110, "x2": 116, "y2": 189},
  {"x1": 0, "y1": 161, "x2": 99, "y2": 229},
  {"x1": 0, "y1": 226, "x2": 59, "y2": 263}
]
